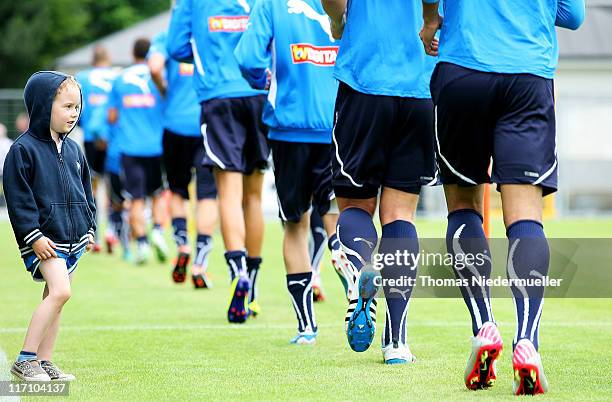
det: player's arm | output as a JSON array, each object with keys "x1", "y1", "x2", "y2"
[
  {"x1": 321, "y1": 0, "x2": 347, "y2": 39},
  {"x1": 107, "y1": 80, "x2": 119, "y2": 125},
  {"x1": 234, "y1": 0, "x2": 273, "y2": 90},
  {"x1": 420, "y1": 0, "x2": 442, "y2": 57},
  {"x1": 147, "y1": 34, "x2": 169, "y2": 96},
  {"x1": 2, "y1": 145, "x2": 57, "y2": 259},
  {"x1": 556, "y1": 0, "x2": 585, "y2": 30},
  {"x1": 167, "y1": 0, "x2": 194, "y2": 62}
]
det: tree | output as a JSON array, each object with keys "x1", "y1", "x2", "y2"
[{"x1": 0, "y1": 0, "x2": 169, "y2": 88}]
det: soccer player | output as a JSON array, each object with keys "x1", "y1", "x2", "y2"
[
  {"x1": 4, "y1": 72, "x2": 96, "y2": 381},
  {"x1": 102, "y1": 102, "x2": 131, "y2": 261},
  {"x1": 108, "y1": 38, "x2": 168, "y2": 265},
  {"x1": 76, "y1": 46, "x2": 117, "y2": 252},
  {"x1": 168, "y1": 0, "x2": 269, "y2": 323},
  {"x1": 310, "y1": 208, "x2": 328, "y2": 302},
  {"x1": 322, "y1": 0, "x2": 437, "y2": 362},
  {"x1": 235, "y1": 0, "x2": 353, "y2": 344},
  {"x1": 420, "y1": 0, "x2": 585, "y2": 394},
  {"x1": 148, "y1": 30, "x2": 219, "y2": 288}
]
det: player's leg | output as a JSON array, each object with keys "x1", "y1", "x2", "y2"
[
  {"x1": 163, "y1": 130, "x2": 193, "y2": 282},
  {"x1": 191, "y1": 156, "x2": 218, "y2": 289},
  {"x1": 309, "y1": 208, "x2": 328, "y2": 302},
  {"x1": 122, "y1": 155, "x2": 150, "y2": 264},
  {"x1": 378, "y1": 187, "x2": 419, "y2": 364},
  {"x1": 431, "y1": 62, "x2": 502, "y2": 389},
  {"x1": 241, "y1": 95, "x2": 269, "y2": 317},
  {"x1": 149, "y1": 156, "x2": 168, "y2": 263},
  {"x1": 13, "y1": 258, "x2": 70, "y2": 381},
  {"x1": 493, "y1": 73, "x2": 556, "y2": 395},
  {"x1": 243, "y1": 171, "x2": 265, "y2": 314},
  {"x1": 108, "y1": 173, "x2": 130, "y2": 260},
  {"x1": 271, "y1": 140, "x2": 318, "y2": 343},
  {"x1": 333, "y1": 83, "x2": 393, "y2": 353}
]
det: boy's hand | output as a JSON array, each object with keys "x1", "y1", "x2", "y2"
[
  {"x1": 32, "y1": 237, "x2": 58, "y2": 260},
  {"x1": 86, "y1": 234, "x2": 95, "y2": 252}
]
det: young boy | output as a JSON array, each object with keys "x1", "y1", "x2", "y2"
[{"x1": 4, "y1": 71, "x2": 96, "y2": 381}]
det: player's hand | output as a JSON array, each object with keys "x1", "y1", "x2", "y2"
[
  {"x1": 85, "y1": 234, "x2": 95, "y2": 252},
  {"x1": 264, "y1": 69, "x2": 272, "y2": 90},
  {"x1": 32, "y1": 237, "x2": 58, "y2": 260},
  {"x1": 95, "y1": 138, "x2": 108, "y2": 151},
  {"x1": 329, "y1": 14, "x2": 346, "y2": 40},
  {"x1": 420, "y1": 15, "x2": 443, "y2": 57}
]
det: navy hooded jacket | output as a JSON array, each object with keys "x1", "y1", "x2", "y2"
[{"x1": 3, "y1": 71, "x2": 96, "y2": 256}]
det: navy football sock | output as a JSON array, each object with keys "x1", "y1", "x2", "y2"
[
  {"x1": 327, "y1": 233, "x2": 340, "y2": 251},
  {"x1": 309, "y1": 210, "x2": 327, "y2": 275},
  {"x1": 506, "y1": 220, "x2": 549, "y2": 350},
  {"x1": 137, "y1": 235, "x2": 148, "y2": 246},
  {"x1": 447, "y1": 209, "x2": 494, "y2": 335},
  {"x1": 247, "y1": 256, "x2": 262, "y2": 303},
  {"x1": 336, "y1": 207, "x2": 378, "y2": 271},
  {"x1": 172, "y1": 217, "x2": 188, "y2": 248},
  {"x1": 225, "y1": 250, "x2": 247, "y2": 282},
  {"x1": 16, "y1": 350, "x2": 37, "y2": 363},
  {"x1": 287, "y1": 272, "x2": 317, "y2": 333},
  {"x1": 194, "y1": 234, "x2": 213, "y2": 268},
  {"x1": 380, "y1": 220, "x2": 419, "y2": 346}
]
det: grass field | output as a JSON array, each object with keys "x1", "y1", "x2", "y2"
[{"x1": 0, "y1": 218, "x2": 611, "y2": 401}]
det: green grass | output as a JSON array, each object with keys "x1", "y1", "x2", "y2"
[{"x1": 0, "y1": 218, "x2": 611, "y2": 401}]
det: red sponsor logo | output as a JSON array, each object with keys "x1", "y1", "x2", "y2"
[
  {"x1": 208, "y1": 16, "x2": 249, "y2": 32},
  {"x1": 122, "y1": 94, "x2": 156, "y2": 108},
  {"x1": 178, "y1": 63, "x2": 194, "y2": 76},
  {"x1": 290, "y1": 44, "x2": 338, "y2": 66}
]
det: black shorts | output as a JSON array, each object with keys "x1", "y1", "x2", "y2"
[
  {"x1": 84, "y1": 141, "x2": 107, "y2": 175},
  {"x1": 270, "y1": 140, "x2": 334, "y2": 223},
  {"x1": 332, "y1": 82, "x2": 437, "y2": 199},
  {"x1": 201, "y1": 95, "x2": 270, "y2": 174},
  {"x1": 121, "y1": 155, "x2": 164, "y2": 200},
  {"x1": 430, "y1": 62, "x2": 557, "y2": 195},
  {"x1": 162, "y1": 130, "x2": 217, "y2": 200},
  {"x1": 107, "y1": 173, "x2": 125, "y2": 206}
]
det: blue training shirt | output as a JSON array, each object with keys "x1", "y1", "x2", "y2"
[
  {"x1": 76, "y1": 67, "x2": 119, "y2": 142},
  {"x1": 166, "y1": 0, "x2": 266, "y2": 103},
  {"x1": 334, "y1": 0, "x2": 435, "y2": 98},
  {"x1": 234, "y1": 0, "x2": 338, "y2": 144},
  {"x1": 148, "y1": 31, "x2": 201, "y2": 137},
  {"x1": 424, "y1": 0, "x2": 585, "y2": 79},
  {"x1": 108, "y1": 64, "x2": 164, "y2": 157}
]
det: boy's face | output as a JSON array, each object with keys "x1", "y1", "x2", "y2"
[{"x1": 50, "y1": 83, "x2": 81, "y2": 135}]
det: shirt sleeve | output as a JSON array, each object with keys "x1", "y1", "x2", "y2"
[
  {"x1": 234, "y1": 0, "x2": 273, "y2": 90},
  {"x1": 80, "y1": 150, "x2": 97, "y2": 237},
  {"x1": 556, "y1": 0, "x2": 585, "y2": 30},
  {"x1": 2, "y1": 144, "x2": 43, "y2": 246},
  {"x1": 167, "y1": 0, "x2": 194, "y2": 62},
  {"x1": 148, "y1": 32, "x2": 169, "y2": 60}
]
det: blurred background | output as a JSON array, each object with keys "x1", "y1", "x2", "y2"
[{"x1": 0, "y1": 0, "x2": 611, "y2": 218}]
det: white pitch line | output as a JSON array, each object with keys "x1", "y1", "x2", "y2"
[
  {"x1": 0, "y1": 320, "x2": 610, "y2": 335},
  {"x1": 0, "y1": 346, "x2": 19, "y2": 402}
]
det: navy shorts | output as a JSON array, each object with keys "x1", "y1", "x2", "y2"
[
  {"x1": 270, "y1": 140, "x2": 334, "y2": 222},
  {"x1": 201, "y1": 95, "x2": 270, "y2": 174},
  {"x1": 107, "y1": 172, "x2": 125, "y2": 206},
  {"x1": 121, "y1": 155, "x2": 164, "y2": 200},
  {"x1": 84, "y1": 141, "x2": 106, "y2": 175},
  {"x1": 162, "y1": 129, "x2": 217, "y2": 200},
  {"x1": 332, "y1": 82, "x2": 437, "y2": 199},
  {"x1": 430, "y1": 62, "x2": 558, "y2": 195},
  {"x1": 23, "y1": 248, "x2": 86, "y2": 282}
]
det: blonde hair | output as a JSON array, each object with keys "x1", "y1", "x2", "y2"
[{"x1": 56, "y1": 75, "x2": 81, "y2": 95}]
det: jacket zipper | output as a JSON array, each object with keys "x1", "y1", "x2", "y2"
[{"x1": 55, "y1": 140, "x2": 74, "y2": 253}]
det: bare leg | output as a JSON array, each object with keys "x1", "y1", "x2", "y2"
[
  {"x1": 22, "y1": 259, "x2": 71, "y2": 354},
  {"x1": 243, "y1": 172, "x2": 264, "y2": 257},
  {"x1": 214, "y1": 170, "x2": 245, "y2": 251},
  {"x1": 37, "y1": 273, "x2": 73, "y2": 361},
  {"x1": 283, "y1": 214, "x2": 311, "y2": 274},
  {"x1": 130, "y1": 199, "x2": 147, "y2": 239}
]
